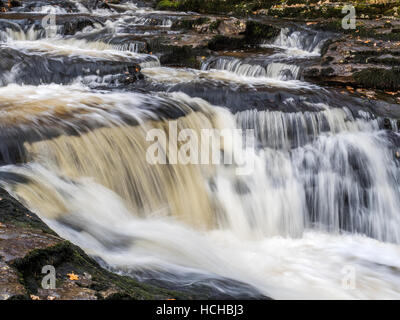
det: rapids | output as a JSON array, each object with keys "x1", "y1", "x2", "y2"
[{"x1": 1, "y1": 0, "x2": 400, "y2": 300}]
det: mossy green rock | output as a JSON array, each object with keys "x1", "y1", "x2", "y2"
[
  {"x1": 159, "y1": 45, "x2": 203, "y2": 68},
  {"x1": 156, "y1": 0, "x2": 280, "y2": 15},
  {"x1": 244, "y1": 21, "x2": 280, "y2": 44},
  {"x1": 354, "y1": 68, "x2": 400, "y2": 91}
]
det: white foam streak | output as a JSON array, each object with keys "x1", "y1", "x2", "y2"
[
  {"x1": 142, "y1": 67, "x2": 316, "y2": 89},
  {"x1": 5, "y1": 38, "x2": 151, "y2": 60}
]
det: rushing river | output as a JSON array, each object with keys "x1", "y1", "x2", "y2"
[{"x1": 1, "y1": 0, "x2": 400, "y2": 299}]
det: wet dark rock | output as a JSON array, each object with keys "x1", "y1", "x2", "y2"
[
  {"x1": 160, "y1": 45, "x2": 202, "y2": 68},
  {"x1": 215, "y1": 18, "x2": 245, "y2": 36},
  {"x1": 171, "y1": 16, "x2": 246, "y2": 36},
  {"x1": 354, "y1": 68, "x2": 400, "y2": 91},
  {"x1": 207, "y1": 21, "x2": 279, "y2": 51},
  {"x1": 62, "y1": 17, "x2": 102, "y2": 36},
  {"x1": 244, "y1": 21, "x2": 280, "y2": 44},
  {"x1": 0, "y1": 46, "x2": 146, "y2": 86},
  {"x1": 80, "y1": 0, "x2": 111, "y2": 11},
  {"x1": 145, "y1": 35, "x2": 210, "y2": 69},
  {"x1": 9, "y1": 0, "x2": 21, "y2": 8},
  {"x1": 123, "y1": 65, "x2": 144, "y2": 83},
  {"x1": 383, "y1": 118, "x2": 393, "y2": 130},
  {"x1": 146, "y1": 16, "x2": 249, "y2": 67},
  {"x1": 171, "y1": 17, "x2": 211, "y2": 31},
  {"x1": 0, "y1": 190, "x2": 55, "y2": 235},
  {"x1": 304, "y1": 18, "x2": 400, "y2": 94},
  {"x1": 208, "y1": 35, "x2": 246, "y2": 51},
  {"x1": 0, "y1": 258, "x2": 27, "y2": 300}
]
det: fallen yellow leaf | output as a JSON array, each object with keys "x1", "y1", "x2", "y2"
[
  {"x1": 67, "y1": 273, "x2": 79, "y2": 281},
  {"x1": 30, "y1": 295, "x2": 40, "y2": 300}
]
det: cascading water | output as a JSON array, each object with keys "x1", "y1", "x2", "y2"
[
  {"x1": 0, "y1": 26, "x2": 160, "y2": 85},
  {"x1": 202, "y1": 56, "x2": 301, "y2": 80},
  {"x1": 2, "y1": 83, "x2": 400, "y2": 299},
  {"x1": 1, "y1": 0, "x2": 400, "y2": 300},
  {"x1": 264, "y1": 27, "x2": 327, "y2": 56},
  {"x1": 235, "y1": 108, "x2": 400, "y2": 243}
]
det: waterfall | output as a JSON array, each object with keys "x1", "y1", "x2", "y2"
[
  {"x1": 1, "y1": 85, "x2": 400, "y2": 299},
  {"x1": 0, "y1": 31, "x2": 160, "y2": 85},
  {"x1": 2, "y1": 1, "x2": 400, "y2": 300},
  {"x1": 0, "y1": 26, "x2": 45, "y2": 42},
  {"x1": 1, "y1": 84, "x2": 400, "y2": 243},
  {"x1": 226, "y1": 108, "x2": 400, "y2": 243},
  {"x1": 265, "y1": 63, "x2": 300, "y2": 80},
  {"x1": 263, "y1": 27, "x2": 327, "y2": 56},
  {"x1": 202, "y1": 57, "x2": 268, "y2": 78},
  {"x1": 0, "y1": 86, "x2": 222, "y2": 228},
  {"x1": 202, "y1": 56, "x2": 301, "y2": 80},
  {"x1": 235, "y1": 107, "x2": 379, "y2": 149},
  {"x1": 111, "y1": 42, "x2": 144, "y2": 53}
]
